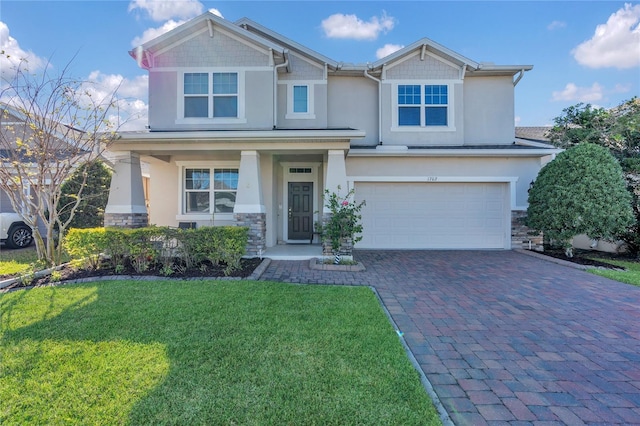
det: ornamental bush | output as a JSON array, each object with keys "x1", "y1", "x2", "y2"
[
  {"x1": 320, "y1": 187, "x2": 365, "y2": 253},
  {"x1": 63, "y1": 226, "x2": 248, "y2": 275},
  {"x1": 527, "y1": 143, "x2": 634, "y2": 256}
]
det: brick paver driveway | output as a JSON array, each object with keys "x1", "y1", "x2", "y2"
[{"x1": 260, "y1": 250, "x2": 640, "y2": 425}]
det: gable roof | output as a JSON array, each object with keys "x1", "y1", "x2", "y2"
[
  {"x1": 130, "y1": 11, "x2": 289, "y2": 69},
  {"x1": 131, "y1": 14, "x2": 532, "y2": 79},
  {"x1": 235, "y1": 17, "x2": 339, "y2": 69},
  {"x1": 372, "y1": 37, "x2": 479, "y2": 70}
]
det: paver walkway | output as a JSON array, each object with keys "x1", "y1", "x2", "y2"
[{"x1": 259, "y1": 250, "x2": 640, "y2": 425}]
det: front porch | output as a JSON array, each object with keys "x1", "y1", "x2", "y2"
[
  {"x1": 104, "y1": 129, "x2": 364, "y2": 257},
  {"x1": 261, "y1": 243, "x2": 323, "y2": 260}
]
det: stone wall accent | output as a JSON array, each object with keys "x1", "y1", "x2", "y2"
[
  {"x1": 511, "y1": 211, "x2": 543, "y2": 251},
  {"x1": 104, "y1": 212, "x2": 148, "y2": 228},
  {"x1": 234, "y1": 212, "x2": 266, "y2": 257},
  {"x1": 319, "y1": 213, "x2": 355, "y2": 258}
]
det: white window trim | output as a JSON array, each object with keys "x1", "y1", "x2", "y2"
[
  {"x1": 390, "y1": 80, "x2": 457, "y2": 132},
  {"x1": 176, "y1": 69, "x2": 247, "y2": 125},
  {"x1": 284, "y1": 81, "x2": 316, "y2": 119},
  {"x1": 176, "y1": 161, "x2": 239, "y2": 221}
]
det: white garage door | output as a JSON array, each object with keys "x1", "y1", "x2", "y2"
[{"x1": 355, "y1": 182, "x2": 509, "y2": 249}]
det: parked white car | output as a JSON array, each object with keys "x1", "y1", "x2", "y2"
[{"x1": 0, "y1": 213, "x2": 33, "y2": 248}]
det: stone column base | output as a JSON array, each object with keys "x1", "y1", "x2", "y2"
[
  {"x1": 234, "y1": 213, "x2": 266, "y2": 257},
  {"x1": 104, "y1": 212, "x2": 148, "y2": 228},
  {"x1": 511, "y1": 211, "x2": 543, "y2": 251}
]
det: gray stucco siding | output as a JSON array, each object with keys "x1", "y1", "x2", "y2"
[
  {"x1": 148, "y1": 71, "x2": 178, "y2": 130},
  {"x1": 277, "y1": 82, "x2": 328, "y2": 129},
  {"x1": 244, "y1": 70, "x2": 275, "y2": 129},
  {"x1": 327, "y1": 76, "x2": 378, "y2": 145},
  {"x1": 463, "y1": 76, "x2": 515, "y2": 144}
]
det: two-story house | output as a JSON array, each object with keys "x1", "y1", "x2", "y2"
[{"x1": 105, "y1": 11, "x2": 558, "y2": 256}]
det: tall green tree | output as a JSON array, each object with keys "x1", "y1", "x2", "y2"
[
  {"x1": 546, "y1": 98, "x2": 640, "y2": 254},
  {"x1": 58, "y1": 161, "x2": 112, "y2": 229},
  {"x1": 527, "y1": 143, "x2": 634, "y2": 257}
]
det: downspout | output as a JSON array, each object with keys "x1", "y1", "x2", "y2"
[
  {"x1": 364, "y1": 65, "x2": 383, "y2": 144},
  {"x1": 273, "y1": 50, "x2": 290, "y2": 129}
]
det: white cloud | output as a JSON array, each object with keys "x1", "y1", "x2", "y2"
[
  {"x1": 547, "y1": 20, "x2": 566, "y2": 31},
  {"x1": 0, "y1": 21, "x2": 46, "y2": 81},
  {"x1": 515, "y1": 116, "x2": 521, "y2": 126},
  {"x1": 128, "y1": 0, "x2": 204, "y2": 22},
  {"x1": 208, "y1": 8, "x2": 223, "y2": 18},
  {"x1": 376, "y1": 43, "x2": 404, "y2": 59},
  {"x1": 82, "y1": 71, "x2": 149, "y2": 131},
  {"x1": 572, "y1": 3, "x2": 640, "y2": 69},
  {"x1": 551, "y1": 82, "x2": 604, "y2": 103},
  {"x1": 131, "y1": 19, "x2": 184, "y2": 47},
  {"x1": 321, "y1": 11, "x2": 395, "y2": 41}
]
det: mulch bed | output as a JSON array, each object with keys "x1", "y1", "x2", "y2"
[
  {"x1": 2, "y1": 257, "x2": 264, "y2": 290},
  {"x1": 532, "y1": 248, "x2": 631, "y2": 269}
]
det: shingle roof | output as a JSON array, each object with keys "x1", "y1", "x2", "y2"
[{"x1": 515, "y1": 126, "x2": 552, "y2": 142}]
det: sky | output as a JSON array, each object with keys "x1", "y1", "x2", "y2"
[{"x1": 1, "y1": 0, "x2": 639, "y2": 130}]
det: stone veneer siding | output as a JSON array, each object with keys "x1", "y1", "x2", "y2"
[
  {"x1": 234, "y1": 213, "x2": 266, "y2": 257},
  {"x1": 511, "y1": 210, "x2": 543, "y2": 251},
  {"x1": 104, "y1": 212, "x2": 149, "y2": 228}
]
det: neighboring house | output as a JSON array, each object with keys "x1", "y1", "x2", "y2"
[
  {"x1": 0, "y1": 103, "x2": 129, "y2": 235},
  {"x1": 515, "y1": 126, "x2": 552, "y2": 144},
  {"x1": 105, "y1": 12, "x2": 560, "y2": 255},
  {"x1": 0, "y1": 102, "x2": 73, "y2": 237}
]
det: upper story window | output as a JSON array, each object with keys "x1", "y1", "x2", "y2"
[
  {"x1": 284, "y1": 82, "x2": 316, "y2": 120},
  {"x1": 184, "y1": 72, "x2": 238, "y2": 118},
  {"x1": 178, "y1": 71, "x2": 245, "y2": 124},
  {"x1": 293, "y1": 85, "x2": 308, "y2": 113},
  {"x1": 396, "y1": 84, "x2": 450, "y2": 128}
]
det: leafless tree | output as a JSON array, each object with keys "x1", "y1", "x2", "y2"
[{"x1": 0, "y1": 54, "x2": 124, "y2": 265}]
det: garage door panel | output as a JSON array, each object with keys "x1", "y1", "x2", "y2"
[{"x1": 356, "y1": 182, "x2": 508, "y2": 249}]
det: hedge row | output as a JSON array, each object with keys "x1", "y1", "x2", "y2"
[{"x1": 64, "y1": 226, "x2": 249, "y2": 276}]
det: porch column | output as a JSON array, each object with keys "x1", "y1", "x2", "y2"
[
  {"x1": 104, "y1": 151, "x2": 148, "y2": 228},
  {"x1": 234, "y1": 151, "x2": 266, "y2": 256},
  {"x1": 323, "y1": 149, "x2": 348, "y2": 213}
]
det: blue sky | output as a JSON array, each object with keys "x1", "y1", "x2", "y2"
[{"x1": 1, "y1": 1, "x2": 639, "y2": 130}]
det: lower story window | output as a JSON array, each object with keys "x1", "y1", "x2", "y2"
[{"x1": 184, "y1": 167, "x2": 238, "y2": 214}]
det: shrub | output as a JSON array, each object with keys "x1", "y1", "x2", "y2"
[
  {"x1": 527, "y1": 143, "x2": 634, "y2": 256},
  {"x1": 64, "y1": 228, "x2": 107, "y2": 270},
  {"x1": 319, "y1": 187, "x2": 365, "y2": 253},
  {"x1": 62, "y1": 226, "x2": 249, "y2": 275}
]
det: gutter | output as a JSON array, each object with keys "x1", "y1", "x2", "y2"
[{"x1": 348, "y1": 147, "x2": 562, "y2": 157}]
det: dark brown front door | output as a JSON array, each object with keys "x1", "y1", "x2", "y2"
[{"x1": 288, "y1": 182, "x2": 313, "y2": 240}]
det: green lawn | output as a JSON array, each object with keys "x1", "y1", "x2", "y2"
[
  {"x1": 0, "y1": 247, "x2": 40, "y2": 277},
  {"x1": 0, "y1": 280, "x2": 440, "y2": 425},
  {"x1": 589, "y1": 258, "x2": 640, "y2": 286}
]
